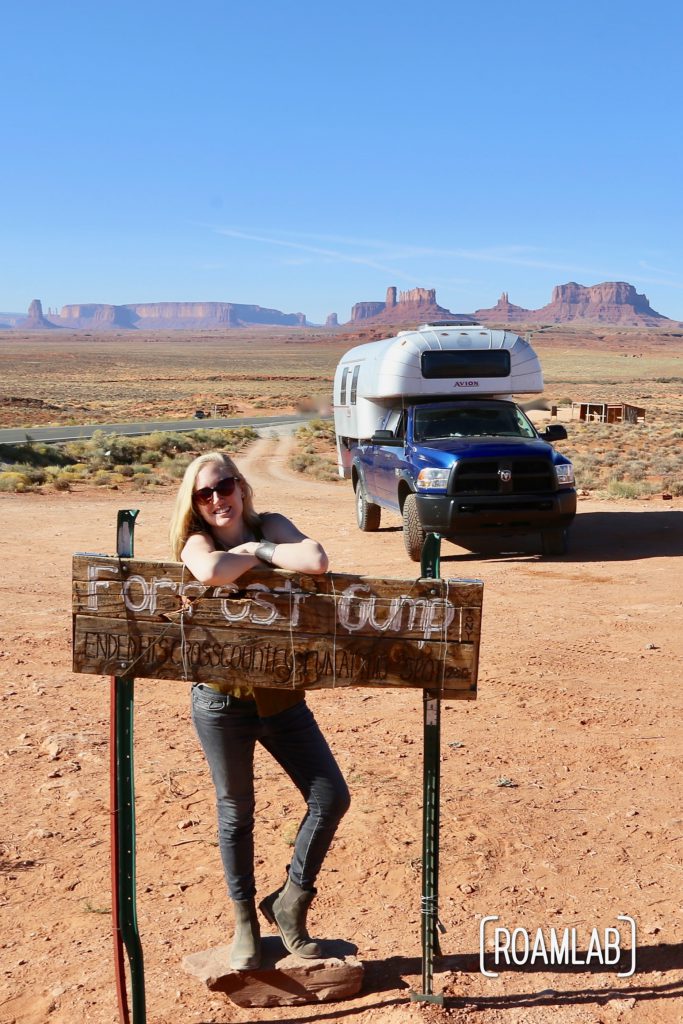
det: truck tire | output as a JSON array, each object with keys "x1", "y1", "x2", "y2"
[
  {"x1": 541, "y1": 528, "x2": 568, "y2": 556},
  {"x1": 402, "y1": 493, "x2": 425, "y2": 562},
  {"x1": 355, "y1": 480, "x2": 381, "y2": 531}
]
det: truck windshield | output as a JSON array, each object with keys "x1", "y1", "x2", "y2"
[{"x1": 413, "y1": 404, "x2": 537, "y2": 441}]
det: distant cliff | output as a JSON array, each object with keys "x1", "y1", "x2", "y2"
[
  {"x1": 12, "y1": 300, "x2": 306, "y2": 330},
  {"x1": 50, "y1": 301, "x2": 307, "y2": 329},
  {"x1": 24, "y1": 299, "x2": 59, "y2": 330},
  {"x1": 474, "y1": 282, "x2": 670, "y2": 326},
  {"x1": 350, "y1": 286, "x2": 470, "y2": 325},
  {"x1": 351, "y1": 282, "x2": 673, "y2": 328}
]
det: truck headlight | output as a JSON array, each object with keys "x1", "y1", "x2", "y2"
[
  {"x1": 555, "y1": 463, "x2": 575, "y2": 486},
  {"x1": 416, "y1": 468, "x2": 451, "y2": 490}
]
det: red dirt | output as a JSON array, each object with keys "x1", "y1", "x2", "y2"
[{"x1": 1, "y1": 435, "x2": 682, "y2": 1024}]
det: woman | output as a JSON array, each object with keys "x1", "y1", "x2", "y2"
[{"x1": 170, "y1": 451, "x2": 350, "y2": 970}]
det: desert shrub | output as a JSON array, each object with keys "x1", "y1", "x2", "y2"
[
  {"x1": 0, "y1": 471, "x2": 33, "y2": 492},
  {"x1": 53, "y1": 476, "x2": 71, "y2": 491},
  {"x1": 289, "y1": 453, "x2": 316, "y2": 472},
  {"x1": 160, "y1": 455, "x2": 194, "y2": 479},
  {"x1": 7, "y1": 463, "x2": 47, "y2": 484},
  {"x1": 67, "y1": 462, "x2": 89, "y2": 477},
  {"x1": 607, "y1": 479, "x2": 649, "y2": 499},
  {"x1": 187, "y1": 426, "x2": 258, "y2": 448},
  {"x1": 130, "y1": 464, "x2": 153, "y2": 475},
  {"x1": 133, "y1": 473, "x2": 162, "y2": 487},
  {"x1": 623, "y1": 460, "x2": 648, "y2": 481}
]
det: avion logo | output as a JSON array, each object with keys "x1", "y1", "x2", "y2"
[{"x1": 453, "y1": 380, "x2": 479, "y2": 388}]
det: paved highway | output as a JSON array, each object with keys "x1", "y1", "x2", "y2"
[{"x1": 0, "y1": 413, "x2": 310, "y2": 445}]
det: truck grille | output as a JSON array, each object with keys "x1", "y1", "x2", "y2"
[{"x1": 451, "y1": 458, "x2": 555, "y2": 495}]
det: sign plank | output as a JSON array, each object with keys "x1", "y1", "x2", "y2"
[{"x1": 72, "y1": 555, "x2": 482, "y2": 699}]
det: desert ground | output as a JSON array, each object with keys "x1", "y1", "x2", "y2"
[
  {"x1": 1, "y1": 431, "x2": 682, "y2": 1024},
  {"x1": 1, "y1": 327, "x2": 682, "y2": 1024}
]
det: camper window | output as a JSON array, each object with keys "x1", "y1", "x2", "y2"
[
  {"x1": 421, "y1": 349, "x2": 511, "y2": 379},
  {"x1": 339, "y1": 366, "x2": 350, "y2": 404},
  {"x1": 350, "y1": 365, "x2": 360, "y2": 405}
]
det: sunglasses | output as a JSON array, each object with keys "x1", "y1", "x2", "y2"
[{"x1": 193, "y1": 476, "x2": 239, "y2": 505}]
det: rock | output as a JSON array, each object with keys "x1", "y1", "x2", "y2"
[
  {"x1": 23, "y1": 299, "x2": 58, "y2": 330},
  {"x1": 474, "y1": 291, "x2": 531, "y2": 323},
  {"x1": 474, "y1": 281, "x2": 670, "y2": 326},
  {"x1": 54, "y1": 301, "x2": 307, "y2": 330},
  {"x1": 325, "y1": 313, "x2": 339, "y2": 327},
  {"x1": 349, "y1": 285, "x2": 469, "y2": 325},
  {"x1": 182, "y1": 936, "x2": 363, "y2": 1007},
  {"x1": 42, "y1": 739, "x2": 62, "y2": 761}
]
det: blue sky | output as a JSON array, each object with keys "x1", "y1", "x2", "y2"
[{"x1": 3, "y1": 0, "x2": 683, "y2": 323}]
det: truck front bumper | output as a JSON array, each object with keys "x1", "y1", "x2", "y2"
[{"x1": 415, "y1": 489, "x2": 577, "y2": 535}]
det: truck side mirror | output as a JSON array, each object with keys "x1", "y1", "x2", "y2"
[
  {"x1": 542, "y1": 424, "x2": 567, "y2": 441},
  {"x1": 371, "y1": 429, "x2": 403, "y2": 445}
]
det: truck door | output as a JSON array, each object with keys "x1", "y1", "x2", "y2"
[{"x1": 370, "y1": 408, "x2": 405, "y2": 508}]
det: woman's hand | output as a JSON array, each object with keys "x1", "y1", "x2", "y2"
[
  {"x1": 181, "y1": 513, "x2": 328, "y2": 584},
  {"x1": 259, "y1": 513, "x2": 328, "y2": 574},
  {"x1": 181, "y1": 533, "x2": 260, "y2": 585},
  {"x1": 227, "y1": 541, "x2": 261, "y2": 556}
]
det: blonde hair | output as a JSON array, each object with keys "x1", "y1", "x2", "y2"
[{"x1": 169, "y1": 451, "x2": 260, "y2": 560}]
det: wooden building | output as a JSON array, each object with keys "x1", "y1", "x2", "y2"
[{"x1": 571, "y1": 401, "x2": 645, "y2": 424}]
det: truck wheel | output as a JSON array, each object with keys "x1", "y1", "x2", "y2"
[
  {"x1": 355, "y1": 481, "x2": 381, "y2": 531},
  {"x1": 402, "y1": 493, "x2": 425, "y2": 562},
  {"x1": 541, "y1": 528, "x2": 568, "y2": 556}
]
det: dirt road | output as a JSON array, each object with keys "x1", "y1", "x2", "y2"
[{"x1": 1, "y1": 436, "x2": 682, "y2": 1024}]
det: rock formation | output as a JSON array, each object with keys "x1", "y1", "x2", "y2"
[
  {"x1": 51, "y1": 301, "x2": 307, "y2": 330},
  {"x1": 473, "y1": 282, "x2": 670, "y2": 326},
  {"x1": 325, "y1": 313, "x2": 339, "y2": 327},
  {"x1": 474, "y1": 292, "x2": 532, "y2": 323},
  {"x1": 536, "y1": 281, "x2": 666, "y2": 325},
  {"x1": 349, "y1": 286, "x2": 471, "y2": 325},
  {"x1": 22, "y1": 299, "x2": 58, "y2": 330}
]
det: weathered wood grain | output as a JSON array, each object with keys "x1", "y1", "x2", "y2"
[{"x1": 72, "y1": 555, "x2": 482, "y2": 699}]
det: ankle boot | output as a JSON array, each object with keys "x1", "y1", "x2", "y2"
[
  {"x1": 259, "y1": 877, "x2": 322, "y2": 958},
  {"x1": 230, "y1": 899, "x2": 261, "y2": 970}
]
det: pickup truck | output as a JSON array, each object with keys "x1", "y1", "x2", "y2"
[
  {"x1": 333, "y1": 322, "x2": 576, "y2": 560},
  {"x1": 352, "y1": 397, "x2": 576, "y2": 558}
]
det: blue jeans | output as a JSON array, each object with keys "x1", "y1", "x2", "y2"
[{"x1": 191, "y1": 685, "x2": 350, "y2": 902}]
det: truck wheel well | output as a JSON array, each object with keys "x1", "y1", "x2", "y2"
[{"x1": 397, "y1": 481, "x2": 413, "y2": 511}]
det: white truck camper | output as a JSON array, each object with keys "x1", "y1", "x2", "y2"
[
  {"x1": 333, "y1": 323, "x2": 576, "y2": 559},
  {"x1": 333, "y1": 323, "x2": 544, "y2": 474}
]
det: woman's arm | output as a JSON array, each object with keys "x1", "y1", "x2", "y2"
[
  {"x1": 256, "y1": 513, "x2": 329, "y2": 574},
  {"x1": 180, "y1": 515, "x2": 328, "y2": 584},
  {"x1": 180, "y1": 532, "x2": 261, "y2": 585}
]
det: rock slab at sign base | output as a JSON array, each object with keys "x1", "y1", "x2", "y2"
[{"x1": 182, "y1": 936, "x2": 364, "y2": 1007}]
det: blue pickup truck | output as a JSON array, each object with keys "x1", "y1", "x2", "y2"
[{"x1": 333, "y1": 324, "x2": 577, "y2": 560}]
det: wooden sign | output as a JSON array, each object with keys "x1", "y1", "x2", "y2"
[{"x1": 72, "y1": 555, "x2": 482, "y2": 700}]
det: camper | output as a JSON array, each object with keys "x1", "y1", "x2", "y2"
[{"x1": 333, "y1": 323, "x2": 576, "y2": 560}]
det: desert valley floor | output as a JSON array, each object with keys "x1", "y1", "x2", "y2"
[{"x1": 1, "y1": 432, "x2": 682, "y2": 1024}]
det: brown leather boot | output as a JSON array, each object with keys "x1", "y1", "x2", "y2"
[
  {"x1": 259, "y1": 877, "x2": 322, "y2": 958},
  {"x1": 230, "y1": 899, "x2": 261, "y2": 970}
]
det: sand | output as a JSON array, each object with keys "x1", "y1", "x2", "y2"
[{"x1": 1, "y1": 435, "x2": 682, "y2": 1024}]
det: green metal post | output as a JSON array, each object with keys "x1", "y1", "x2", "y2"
[
  {"x1": 112, "y1": 511, "x2": 146, "y2": 1023},
  {"x1": 411, "y1": 533, "x2": 445, "y2": 1005}
]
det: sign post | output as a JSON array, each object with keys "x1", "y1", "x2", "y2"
[
  {"x1": 111, "y1": 511, "x2": 145, "y2": 1024},
  {"x1": 73, "y1": 516, "x2": 482, "y2": 1021}
]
